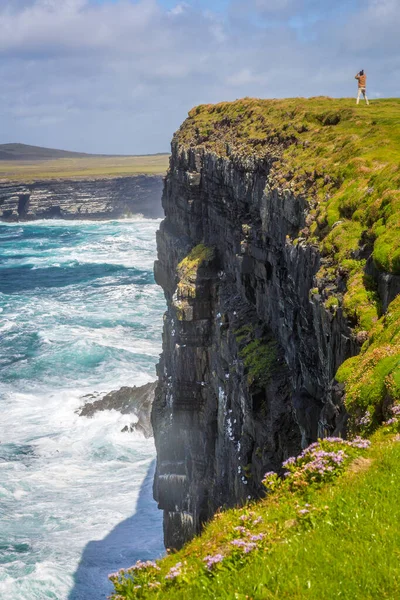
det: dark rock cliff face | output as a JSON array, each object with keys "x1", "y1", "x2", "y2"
[
  {"x1": 0, "y1": 176, "x2": 163, "y2": 221},
  {"x1": 152, "y1": 143, "x2": 359, "y2": 550}
]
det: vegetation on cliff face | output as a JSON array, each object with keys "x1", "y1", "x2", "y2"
[
  {"x1": 111, "y1": 422, "x2": 400, "y2": 599},
  {"x1": 174, "y1": 97, "x2": 400, "y2": 427},
  {"x1": 173, "y1": 244, "x2": 215, "y2": 320},
  {"x1": 234, "y1": 325, "x2": 278, "y2": 388},
  {"x1": 337, "y1": 295, "x2": 400, "y2": 434},
  {"x1": 176, "y1": 244, "x2": 214, "y2": 298}
]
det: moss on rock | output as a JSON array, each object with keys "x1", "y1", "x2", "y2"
[
  {"x1": 176, "y1": 243, "x2": 214, "y2": 299},
  {"x1": 337, "y1": 295, "x2": 400, "y2": 432},
  {"x1": 235, "y1": 325, "x2": 278, "y2": 388}
]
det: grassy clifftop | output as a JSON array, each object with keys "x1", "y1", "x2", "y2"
[
  {"x1": 175, "y1": 97, "x2": 400, "y2": 433},
  {"x1": 111, "y1": 423, "x2": 400, "y2": 599},
  {"x1": 176, "y1": 97, "x2": 400, "y2": 275}
]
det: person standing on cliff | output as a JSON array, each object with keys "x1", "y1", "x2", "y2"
[{"x1": 355, "y1": 70, "x2": 369, "y2": 105}]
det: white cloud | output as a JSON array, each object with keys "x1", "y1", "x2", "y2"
[
  {"x1": 168, "y1": 3, "x2": 188, "y2": 16},
  {"x1": 0, "y1": 0, "x2": 398, "y2": 153}
]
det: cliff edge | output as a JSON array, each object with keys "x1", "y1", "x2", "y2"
[{"x1": 152, "y1": 97, "x2": 400, "y2": 549}]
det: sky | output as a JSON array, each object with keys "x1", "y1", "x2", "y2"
[{"x1": 0, "y1": 0, "x2": 399, "y2": 154}]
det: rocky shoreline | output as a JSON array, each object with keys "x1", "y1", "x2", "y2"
[{"x1": 0, "y1": 175, "x2": 164, "y2": 221}]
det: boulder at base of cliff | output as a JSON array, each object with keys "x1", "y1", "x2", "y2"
[{"x1": 78, "y1": 381, "x2": 156, "y2": 438}]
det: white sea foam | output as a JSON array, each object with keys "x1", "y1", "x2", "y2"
[{"x1": 0, "y1": 219, "x2": 165, "y2": 600}]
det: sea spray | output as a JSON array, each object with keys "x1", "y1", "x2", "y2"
[{"x1": 0, "y1": 219, "x2": 165, "y2": 600}]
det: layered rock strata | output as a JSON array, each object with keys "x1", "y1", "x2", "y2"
[
  {"x1": 0, "y1": 176, "x2": 163, "y2": 221},
  {"x1": 152, "y1": 145, "x2": 359, "y2": 550}
]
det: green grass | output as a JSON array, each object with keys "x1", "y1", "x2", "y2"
[
  {"x1": 110, "y1": 424, "x2": 400, "y2": 600},
  {"x1": 0, "y1": 154, "x2": 170, "y2": 181},
  {"x1": 337, "y1": 295, "x2": 400, "y2": 434}
]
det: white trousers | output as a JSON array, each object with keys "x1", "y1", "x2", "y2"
[{"x1": 357, "y1": 88, "x2": 369, "y2": 105}]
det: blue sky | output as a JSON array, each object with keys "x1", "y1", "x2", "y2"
[{"x1": 0, "y1": 0, "x2": 399, "y2": 154}]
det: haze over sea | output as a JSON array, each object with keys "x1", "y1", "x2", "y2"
[{"x1": 0, "y1": 219, "x2": 165, "y2": 600}]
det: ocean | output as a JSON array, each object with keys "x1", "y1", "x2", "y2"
[{"x1": 0, "y1": 219, "x2": 165, "y2": 600}]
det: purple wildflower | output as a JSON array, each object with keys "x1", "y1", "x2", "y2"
[
  {"x1": 252, "y1": 517, "x2": 263, "y2": 525},
  {"x1": 165, "y1": 562, "x2": 182, "y2": 580},
  {"x1": 249, "y1": 533, "x2": 265, "y2": 541},
  {"x1": 203, "y1": 554, "x2": 224, "y2": 569},
  {"x1": 231, "y1": 539, "x2": 247, "y2": 547},
  {"x1": 234, "y1": 526, "x2": 248, "y2": 534},
  {"x1": 349, "y1": 437, "x2": 371, "y2": 449},
  {"x1": 357, "y1": 411, "x2": 371, "y2": 427},
  {"x1": 298, "y1": 509, "x2": 310, "y2": 515},
  {"x1": 282, "y1": 457, "x2": 296, "y2": 468},
  {"x1": 392, "y1": 405, "x2": 400, "y2": 416},
  {"x1": 128, "y1": 560, "x2": 159, "y2": 572},
  {"x1": 231, "y1": 539, "x2": 258, "y2": 553},
  {"x1": 263, "y1": 471, "x2": 277, "y2": 478},
  {"x1": 385, "y1": 418, "x2": 397, "y2": 425}
]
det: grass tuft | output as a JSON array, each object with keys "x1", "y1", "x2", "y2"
[{"x1": 337, "y1": 296, "x2": 400, "y2": 433}]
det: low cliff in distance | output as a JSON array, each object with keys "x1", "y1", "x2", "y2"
[
  {"x1": 0, "y1": 176, "x2": 164, "y2": 221},
  {"x1": 152, "y1": 97, "x2": 400, "y2": 550},
  {"x1": 0, "y1": 150, "x2": 169, "y2": 221}
]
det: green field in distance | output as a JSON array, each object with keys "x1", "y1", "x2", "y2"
[{"x1": 0, "y1": 154, "x2": 170, "y2": 182}]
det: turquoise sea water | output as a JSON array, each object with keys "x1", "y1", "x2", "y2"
[{"x1": 0, "y1": 219, "x2": 165, "y2": 600}]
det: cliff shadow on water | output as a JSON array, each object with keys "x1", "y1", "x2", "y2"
[{"x1": 68, "y1": 460, "x2": 163, "y2": 600}]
